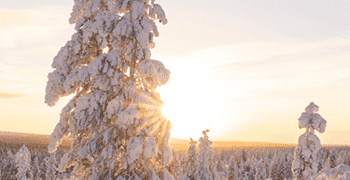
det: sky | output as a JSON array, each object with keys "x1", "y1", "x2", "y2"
[{"x1": 0, "y1": 0, "x2": 349, "y2": 145}]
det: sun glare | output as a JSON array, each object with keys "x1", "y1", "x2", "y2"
[{"x1": 157, "y1": 64, "x2": 222, "y2": 140}]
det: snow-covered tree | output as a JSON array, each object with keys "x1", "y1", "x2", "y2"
[
  {"x1": 268, "y1": 152, "x2": 278, "y2": 180},
  {"x1": 167, "y1": 150, "x2": 181, "y2": 180},
  {"x1": 32, "y1": 156, "x2": 42, "y2": 180},
  {"x1": 269, "y1": 151, "x2": 286, "y2": 180},
  {"x1": 254, "y1": 158, "x2": 267, "y2": 180},
  {"x1": 45, "y1": 153, "x2": 58, "y2": 180},
  {"x1": 198, "y1": 129, "x2": 215, "y2": 180},
  {"x1": 337, "y1": 149, "x2": 348, "y2": 166},
  {"x1": 292, "y1": 102, "x2": 327, "y2": 180},
  {"x1": 283, "y1": 152, "x2": 294, "y2": 180},
  {"x1": 312, "y1": 164, "x2": 350, "y2": 180},
  {"x1": 184, "y1": 138, "x2": 199, "y2": 180},
  {"x1": 227, "y1": 155, "x2": 239, "y2": 180},
  {"x1": 325, "y1": 148, "x2": 338, "y2": 170},
  {"x1": 214, "y1": 159, "x2": 228, "y2": 180},
  {"x1": 3, "y1": 150, "x2": 17, "y2": 180},
  {"x1": 240, "y1": 157, "x2": 254, "y2": 180},
  {"x1": 177, "y1": 154, "x2": 188, "y2": 180},
  {"x1": 15, "y1": 144, "x2": 32, "y2": 180},
  {"x1": 45, "y1": 0, "x2": 173, "y2": 179}
]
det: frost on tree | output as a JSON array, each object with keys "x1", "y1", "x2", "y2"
[
  {"x1": 45, "y1": 152, "x2": 58, "y2": 180},
  {"x1": 32, "y1": 156, "x2": 42, "y2": 180},
  {"x1": 44, "y1": 0, "x2": 173, "y2": 179},
  {"x1": 184, "y1": 138, "x2": 199, "y2": 180},
  {"x1": 198, "y1": 129, "x2": 215, "y2": 180},
  {"x1": 312, "y1": 164, "x2": 350, "y2": 180},
  {"x1": 254, "y1": 158, "x2": 267, "y2": 180},
  {"x1": 3, "y1": 150, "x2": 17, "y2": 180},
  {"x1": 292, "y1": 102, "x2": 327, "y2": 180},
  {"x1": 15, "y1": 144, "x2": 32, "y2": 180}
]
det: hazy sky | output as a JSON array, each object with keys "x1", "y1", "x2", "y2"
[{"x1": 1, "y1": 0, "x2": 349, "y2": 145}]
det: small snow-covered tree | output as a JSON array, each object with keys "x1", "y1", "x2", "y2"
[
  {"x1": 184, "y1": 138, "x2": 199, "y2": 180},
  {"x1": 15, "y1": 144, "x2": 32, "y2": 180},
  {"x1": 240, "y1": 157, "x2": 254, "y2": 180},
  {"x1": 312, "y1": 164, "x2": 350, "y2": 180},
  {"x1": 254, "y1": 158, "x2": 266, "y2": 180},
  {"x1": 32, "y1": 156, "x2": 42, "y2": 180},
  {"x1": 198, "y1": 129, "x2": 215, "y2": 180},
  {"x1": 45, "y1": 153, "x2": 58, "y2": 180},
  {"x1": 283, "y1": 152, "x2": 294, "y2": 180},
  {"x1": 168, "y1": 150, "x2": 181, "y2": 180},
  {"x1": 214, "y1": 159, "x2": 228, "y2": 180},
  {"x1": 325, "y1": 148, "x2": 338, "y2": 169},
  {"x1": 268, "y1": 152, "x2": 278, "y2": 180},
  {"x1": 228, "y1": 155, "x2": 239, "y2": 180},
  {"x1": 45, "y1": 0, "x2": 173, "y2": 179},
  {"x1": 177, "y1": 154, "x2": 188, "y2": 180},
  {"x1": 3, "y1": 150, "x2": 17, "y2": 180},
  {"x1": 338, "y1": 149, "x2": 349, "y2": 166},
  {"x1": 292, "y1": 102, "x2": 327, "y2": 180}
]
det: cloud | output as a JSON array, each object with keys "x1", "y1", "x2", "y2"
[
  {"x1": 0, "y1": 92, "x2": 26, "y2": 99},
  {"x1": 0, "y1": 6, "x2": 74, "y2": 49},
  {"x1": 163, "y1": 36, "x2": 350, "y2": 73}
]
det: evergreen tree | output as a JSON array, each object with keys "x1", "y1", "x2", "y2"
[
  {"x1": 214, "y1": 159, "x2": 229, "y2": 180},
  {"x1": 15, "y1": 144, "x2": 32, "y2": 180},
  {"x1": 32, "y1": 157, "x2": 42, "y2": 180},
  {"x1": 259, "y1": 153, "x2": 268, "y2": 178},
  {"x1": 3, "y1": 150, "x2": 18, "y2": 180},
  {"x1": 228, "y1": 155, "x2": 239, "y2": 180},
  {"x1": 312, "y1": 164, "x2": 350, "y2": 180},
  {"x1": 292, "y1": 102, "x2": 327, "y2": 180},
  {"x1": 254, "y1": 158, "x2": 267, "y2": 180},
  {"x1": 269, "y1": 151, "x2": 286, "y2": 180},
  {"x1": 198, "y1": 129, "x2": 215, "y2": 180},
  {"x1": 325, "y1": 148, "x2": 338, "y2": 170},
  {"x1": 268, "y1": 152, "x2": 278, "y2": 180},
  {"x1": 322, "y1": 149, "x2": 331, "y2": 170},
  {"x1": 337, "y1": 149, "x2": 348, "y2": 166},
  {"x1": 283, "y1": 152, "x2": 294, "y2": 180},
  {"x1": 45, "y1": 153, "x2": 58, "y2": 180},
  {"x1": 185, "y1": 138, "x2": 199, "y2": 180},
  {"x1": 168, "y1": 150, "x2": 181, "y2": 180},
  {"x1": 177, "y1": 154, "x2": 188, "y2": 180},
  {"x1": 44, "y1": 0, "x2": 173, "y2": 179},
  {"x1": 240, "y1": 158, "x2": 254, "y2": 180}
]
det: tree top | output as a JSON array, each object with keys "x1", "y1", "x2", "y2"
[{"x1": 305, "y1": 102, "x2": 319, "y2": 114}]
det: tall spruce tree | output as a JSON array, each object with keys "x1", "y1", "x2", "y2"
[
  {"x1": 292, "y1": 102, "x2": 327, "y2": 180},
  {"x1": 44, "y1": 0, "x2": 173, "y2": 179},
  {"x1": 15, "y1": 144, "x2": 32, "y2": 180}
]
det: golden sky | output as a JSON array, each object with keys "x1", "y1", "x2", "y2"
[{"x1": 0, "y1": 0, "x2": 349, "y2": 145}]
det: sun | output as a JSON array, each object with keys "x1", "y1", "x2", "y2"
[{"x1": 156, "y1": 66, "x2": 221, "y2": 141}]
